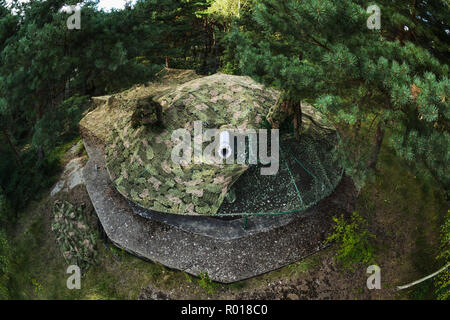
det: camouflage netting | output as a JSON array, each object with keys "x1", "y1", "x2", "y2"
[
  {"x1": 51, "y1": 200, "x2": 98, "y2": 271},
  {"x1": 80, "y1": 69, "x2": 342, "y2": 217},
  {"x1": 217, "y1": 133, "x2": 343, "y2": 216}
]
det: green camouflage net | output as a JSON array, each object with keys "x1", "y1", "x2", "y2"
[
  {"x1": 217, "y1": 103, "x2": 343, "y2": 216},
  {"x1": 51, "y1": 200, "x2": 98, "y2": 271},
  {"x1": 80, "y1": 69, "x2": 342, "y2": 217},
  {"x1": 217, "y1": 133, "x2": 343, "y2": 216},
  {"x1": 103, "y1": 73, "x2": 280, "y2": 216}
]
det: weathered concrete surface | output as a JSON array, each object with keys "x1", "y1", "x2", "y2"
[{"x1": 83, "y1": 136, "x2": 356, "y2": 283}]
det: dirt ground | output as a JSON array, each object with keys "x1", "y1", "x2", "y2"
[{"x1": 139, "y1": 251, "x2": 395, "y2": 300}]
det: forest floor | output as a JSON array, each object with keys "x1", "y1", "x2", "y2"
[{"x1": 6, "y1": 137, "x2": 447, "y2": 300}]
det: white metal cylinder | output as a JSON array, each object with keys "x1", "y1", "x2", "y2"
[{"x1": 218, "y1": 130, "x2": 232, "y2": 159}]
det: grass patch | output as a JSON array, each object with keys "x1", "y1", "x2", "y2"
[
  {"x1": 198, "y1": 272, "x2": 218, "y2": 294},
  {"x1": 286, "y1": 255, "x2": 321, "y2": 276}
]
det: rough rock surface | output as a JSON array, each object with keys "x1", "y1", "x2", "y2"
[{"x1": 51, "y1": 156, "x2": 86, "y2": 196}]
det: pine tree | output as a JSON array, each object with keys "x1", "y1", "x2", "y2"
[
  {"x1": 356, "y1": 0, "x2": 450, "y2": 63},
  {"x1": 226, "y1": 0, "x2": 449, "y2": 190},
  {"x1": 133, "y1": 0, "x2": 211, "y2": 71},
  {"x1": 0, "y1": 0, "x2": 215, "y2": 211}
]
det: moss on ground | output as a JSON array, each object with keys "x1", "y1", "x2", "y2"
[{"x1": 355, "y1": 145, "x2": 446, "y2": 299}]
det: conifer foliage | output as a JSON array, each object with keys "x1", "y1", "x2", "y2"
[
  {"x1": 225, "y1": 0, "x2": 449, "y2": 190},
  {"x1": 0, "y1": 0, "x2": 214, "y2": 210}
]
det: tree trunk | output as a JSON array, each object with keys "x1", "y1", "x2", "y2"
[
  {"x1": 2, "y1": 129, "x2": 22, "y2": 166},
  {"x1": 36, "y1": 103, "x2": 46, "y2": 161},
  {"x1": 293, "y1": 101, "x2": 302, "y2": 141},
  {"x1": 367, "y1": 121, "x2": 385, "y2": 170},
  {"x1": 37, "y1": 145, "x2": 45, "y2": 161},
  {"x1": 165, "y1": 56, "x2": 169, "y2": 68},
  {"x1": 201, "y1": 18, "x2": 209, "y2": 73},
  {"x1": 355, "y1": 119, "x2": 362, "y2": 137},
  {"x1": 37, "y1": 103, "x2": 43, "y2": 121}
]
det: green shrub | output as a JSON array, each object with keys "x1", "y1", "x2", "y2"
[
  {"x1": 326, "y1": 212, "x2": 376, "y2": 271},
  {"x1": 0, "y1": 95, "x2": 89, "y2": 213},
  {"x1": 32, "y1": 95, "x2": 90, "y2": 154},
  {"x1": 198, "y1": 272, "x2": 218, "y2": 294}
]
